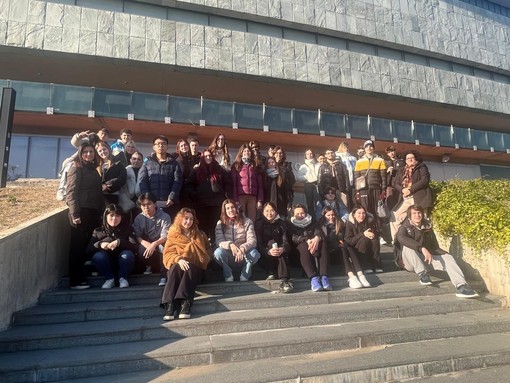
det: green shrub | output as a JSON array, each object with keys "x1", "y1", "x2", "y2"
[{"x1": 430, "y1": 179, "x2": 510, "y2": 254}]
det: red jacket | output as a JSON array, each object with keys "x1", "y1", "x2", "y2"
[{"x1": 232, "y1": 163, "x2": 263, "y2": 202}]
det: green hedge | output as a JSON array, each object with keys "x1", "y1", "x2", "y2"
[{"x1": 430, "y1": 179, "x2": 510, "y2": 254}]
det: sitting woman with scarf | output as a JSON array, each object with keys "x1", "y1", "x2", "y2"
[
  {"x1": 315, "y1": 186, "x2": 349, "y2": 222},
  {"x1": 161, "y1": 208, "x2": 211, "y2": 321},
  {"x1": 264, "y1": 157, "x2": 294, "y2": 218}
]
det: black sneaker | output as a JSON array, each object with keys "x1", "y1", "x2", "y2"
[
  {"x1": 279, "y1": 279, "x2": 294, "y2": 293},
  {"x1": 163, "y1": 303, "x2": 175, "y2": 321},
  {"x1": 179, "y1": 300, "x2": 191, "y2": 319},
  {"x1": 419, "y1": 272, "x2": 433, "y2": 286},
  {"x1": 70, "y1": 282, "x2": 90, "y2": 290},
  {"x1": 456, "y1": 284, "x2": 479, "y2": 298}
]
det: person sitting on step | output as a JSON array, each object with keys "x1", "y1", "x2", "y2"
[
  {"x1": 394, "y1": 204, "x2": 478, "y2": 298},
  {"x1": 161, "y1": 208, "x2": 211, "y2": 321}
]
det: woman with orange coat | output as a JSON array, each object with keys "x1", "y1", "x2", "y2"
[{"x1": 160, "y1": 208, "x2": 211, "y2": 321}]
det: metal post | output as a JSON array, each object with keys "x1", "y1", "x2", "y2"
[{"x1": 0, "y1": 88, "x2": 16, "y2": 188}]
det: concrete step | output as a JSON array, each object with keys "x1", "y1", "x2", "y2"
[
  {"x1": 49, "y1": 332, "x2": 510, "y2": 383},
  {"x1": 1, "y1": 309, "x2": 510, "y2": 383},
  {"x1": 15, "y1": 277, "x2": 485, "y2": 326},
  {"x1": 0, "y1": 293, "x2": 503, "y2": 352}
]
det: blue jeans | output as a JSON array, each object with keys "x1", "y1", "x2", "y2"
[
  {"x1": 92, "y1": 250, "x2": 135, "y2": 279},
  {"x1": 213, "y1": 247, "x2": 260, "y2": 280}
]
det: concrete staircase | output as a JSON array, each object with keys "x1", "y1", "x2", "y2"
[{"x1": 1, "y1": 248, "x2": 510, "y2": 383}]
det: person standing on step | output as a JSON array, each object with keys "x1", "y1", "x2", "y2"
[
  {"x1": 297, "y1": 149, "x2": 320, "y2": 214},
  {"x1": 208, "y1": 133, "x2": 231, "y2": 171},
  {"x1": 161, "y1": 208, "x2": 212, "y2": 321},
  {"x1": 318, "y1": 148, "x2": 349, "y2": 209},
  {"x1": 317, "y1": 206, "x2": 371, "y2": 289},
  {"x1": 87, "y1": 204, "x2": 137, "y2": 289},
  {"x1": 286, "y1": 204, "x2": 330, "y2": 292},
  {"x1": 394, "y1": 204, "x2": 478, "y2": 298},
  {"x1": 132, "y1": 192, "x2": 171, "y2": 286},
  {"x1": 381, "y1": 145, "x2": 405, "y2": 244},
  {"x1": 344, "y1": 205, "x2": 383, "y2": 274},
  {"x1": 335, "y1": 141, "x2": 357, "y2": 210},
  {"x1": 110, "y1": 128, "x2": 133, "y2": 166},
  {"x1": 213, "y1": 199, "x2": 260, "y2": 282},
  {"x1": 189, "y1": 138, "x2": 202, "y2": 168},
  {"x1": 255, "y1": 202, "x2": 293, "y2": 293}
]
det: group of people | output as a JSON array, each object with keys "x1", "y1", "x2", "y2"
[{"x1": 61, "y1": 130, "x2": 479, "y2": 322}]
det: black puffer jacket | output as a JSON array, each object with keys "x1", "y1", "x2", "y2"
[
  {"x1": 86, "y1": 223, "x2": 138, "y2": 257},
  {"x1": 344, "y1": 211, "x2": 378, "y2": 247},
  {"x1": 139, "y1": 153, "x2": 183, "y2": 202},
  {"x1": 254, "y1": 216, "x2": 290, "y2": 256},
  {"x1": 318, "y1": 161, "x2": 349, "y2": 196},
  {"x1": 286, "y1": 215, "x2": 322, "y2": 246},
  {"x1": 185, "y1": 166, "x2": 232, "y2": 208}
]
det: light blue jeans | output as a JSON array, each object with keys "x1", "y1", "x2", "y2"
[{"x1": 213, "y1": 247, "x2": 260, "y2": 280}]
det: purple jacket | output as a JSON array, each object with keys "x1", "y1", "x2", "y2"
[{"x1": 232, "y1": 163, "x2": 263, "y2": 202}]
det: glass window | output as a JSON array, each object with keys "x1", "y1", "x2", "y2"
[
  {"x1": 169, "y1": 96, "x2": 201, "y2": 124},
  {"x1": 167, "y1": 8, "x2": 208, "y2": 25},
  {"x1": 487, "y1": 131, "x2": 505, "y2": 152},
  {"x1": 210, "y1": 15, "x2": 246, "y2": 32},
  {"x1": 57, "y1": 137, "x2": 77, "y2": 173},
  {"x1": 473, "y1": 68, "x2": 492, "y2": 80},
  {"x1": 77, "y1": 0, "x2": 123, "y2": 11},
  {"x1": 480, "y1": 165, "x2": 510, "y2": 180},
  {"x1": 124, "y1": 1, "x2": 166, "y2": 18},
  {"x1": 8, "y1": 136, "x2": 28, "y2": 179},
  {"x1": 493, "y1": 73, "x2": 510, "y2": 84},
  {"x1": 370, "y1": 117, "x2": 392, "y2": 141},
  {"x1": 454, "y1": 127, "x2": 471, "y2": 149},
  {"x1": 377, "y1": 47, "x2": 402, "y2": 61},
  {"x1": 452, "y1": 63, "x2": 473, "y2": 76},
  {"x1": 317, "y1": 36, "x2": 347, "y2": 50},
  {"x1": 392, "y1": 120, "x2": 414, "y2": 143},
  {"x1": 321, "y1": 112, "x2": 345, "y2": 137},
  {"x1": 346, "y1": 115, "x2": 369, "y2": 139},
  {"x1": 234, "y1": 103, "x2": 263, "y2": 130},
  {"x1": 349, "y1": 41, "x2": 376, "y2": 55},
  {"x1": 429, "y1": 58, "x2": 451, "y2": 71},
  {"x1": 294, "y1": 109, "x2": 319, "y2": 134},
  {"x1": 10, "y1": 81, "x2": 51, "y2": 112},
  {"x1": 434, "y1": 124, "x2": 454, "y2": 147},
  {"x1": 27, "y1": 137, "x2": 59, "y2": 179},
  {"x1": 202, "y1": 99, "x2": 234, "y2": 127},
  {"x1": 93, "y1": 89, "x2": 132, "y2": 118},
  {"x1": 283, "y1": 29, "x2": 316, "y2": 44},
  {"x1": 54, "y1": 0, "x2": 76, "y2": 5},
  {"x1": 247, "y1": 22, "x2": 282, "y2": 38},
  {"x1": 503, "y1": 133, "x2": 510, "y2": 151},
  {"x1": 51, "y1": 84, "x2": 93, "y2": 115},
  {"x1": 264, "y1": 106, "x2": 292, "y2": 133},
  {"x1": 132, "y1": 92, "x2": 168, "y2": 121},
  {"x1": 0, "y1": 79, "x2": 8, "y2": 88},
  {"x1": 414, "y1": 122, "x2": 436, "y2": 145},
  {"x1": 404, "y1": 53, "x2": 428, "y2": 66},
  {"x1": 470, "y1": 129, "x2": 489, "y2": 150}
]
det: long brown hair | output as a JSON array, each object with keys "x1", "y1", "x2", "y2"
[
  {"x1": 233, "y1": 143, "x2": 261, "y2": 172},
  {"x1": 219, "y1": 199, "x2": 244, "y2": 227},
  {"x1": 74, "y1": 143, "x2": 99, "y2": 168},
  {"x1": 208, "y1": 133, "x2": 230, "y2": 167},
  {"x1": 319, "y1": 206, "x2": 345, "y2": 235},
  {"x1": 196, "y1": 149, "x2": 222, "y2": 183}
]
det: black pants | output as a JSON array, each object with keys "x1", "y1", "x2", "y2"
[
  {"x1": 261, "y1": 251, "x2": 290, "y2": 279},
  {"x1": 296, "y1": 241, "x2": 328, "y2": 278},
  {"x1": 303, "y1": 182, "x2": 318, "y2": 214},
  {"x1": 161, "y1": 263, "x2": 204, "y2": 306},
  {"x1": 68, "y1": 208, "x2": 101, "y2": 286},
  {"x1": 352, "y1": 236, "x2": 381, "y2": 270},
  {"x1": 359, "y1": 188, "x2": 382, "y2": 230},
  {"x1": 196, "y1": 205, "x2": 222, "y2": 243},
  {"x1": 136, "y1": 243, "x2": 166, "y2": 277},
  {"x1": 338, "y1": 246, "x2": 363, "y2": 275}
]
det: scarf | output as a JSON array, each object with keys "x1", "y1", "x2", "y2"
[
  {"x1": 290, "y1": 214, "x2": 312, "y2": 228},
  {"x1": 266, "y1": 168, "x2": 279, "y2": 178},
  {"x1": 402, "y1": 165, "x2": 414, "y2": 189},
  {"x1": 242, "y1": 157, "x2": 252, "y2": 165}
]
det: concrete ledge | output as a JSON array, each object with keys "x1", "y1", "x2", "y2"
[{"x1": 0, "y1": 207, "x2": 69, "y2": 330}]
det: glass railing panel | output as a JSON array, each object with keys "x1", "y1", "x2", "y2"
[
  {"x1": 27, "y1": 137, "x2": 59, "y2": 178},
  {"x1": 487, "y1": 131, "x2": 505, "y2": 152},
  {"x1": 470, "y1": 129, "x2": 489, "y2": 150},
  {"x1": 321, "y1": 112, "x2": 345, "y2": 137},
  {"x1": 132, "y1": 92, "x2": 168, "y2": 121},
  {"x1": 169, "y1": 96, "x2": 201, "y2": 124},
  {"x1": 10, "y1": 81, "x2": 51, "y2": 112},
  {"x1": 434, "y1": 124, "x2": 454, "y2": 147},
  {"x1": 414, "y1": 122, "x2": 435, "y2": 146},
  {"x1": 0, "y1": 79, "x2": 8, "y2": 89},
  {"x1": 7, "y1": 136, "x2": 28, "y2": 179},
  {"x1": 392, "y1": 120, "x2": 414, "y2": 143},
  {"x1": 264, "y1": 106, "x2": 292, "y2": 133},
  {"x1": 454, "y1": 127, "x2": 471, "y2": 149},
  {"x1": 235, "y1": 103, "x2": 263, "y2": 129},
  {"x1": 294, "y1": 109, "x2": 319, "y2": 134},
  {"x1": 51, "y1": 84, "x2": 93, "y2": 115},
  {"x1": 370, "y1": 117, "x2": 392, "y2": 141},
  {"x1": 202, "y1": 99, "x2": 234, "y2": 127},
  {"x1": 346, "y1": 115, "x2": 369, "y2": 139},
  {"x1": 93, "y1": 89, "x2": 132, "y2": 118},
  {"x1": 503, "y1": 133, "x2": 510, "y2": 151}
]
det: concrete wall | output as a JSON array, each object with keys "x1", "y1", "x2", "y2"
[
  {"x1": 0, "y1": 207, "x2": 69, "y2": 330},
  {"x1": 0, "y1": 0, "x2": 509, "y2": 115}
]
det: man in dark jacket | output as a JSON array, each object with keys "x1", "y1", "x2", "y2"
[
  {"x1": 395, "y1": 204, "x2": 478, "y2": 298},
  {"x1": 139, "y1": 135, "x2": 183, "y2": 218},
  {"x1": 318, "y1": 148, "x2": 349, "y2": 206}
]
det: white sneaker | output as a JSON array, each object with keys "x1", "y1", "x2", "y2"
[
  {"x1": 158, "y1": 278, "x2": 167, "y2": 286},
  {"x1": 380, "y1": 237, "x2": 387, "y2": 245},
  {"x1": 143, "y1": 266, "x2": 152, "y2": 275},
  {"x1": 364, "y1": 269, "x2": 374, "y2": 274},
  {"x1": 102, "y1": 279, "x2": 115, "y2": 289},
  {"x1": 225, "y1": 276, "x2": 234, "y2": 282},
  {"x1": 358, "y1": 274, "x2": 371, "y2": 288},
  {"x1": 119, "y1": 277, "x2": 129, "y2": 288},
  {"x1": 348, "y1": 276, "x2": 363, "y2": 289},
  {"x1": 240, "y1": 275, "x2": 249, "y2": 282}
]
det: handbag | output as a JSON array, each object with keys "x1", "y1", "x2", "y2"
[
  {"x1": 355, "y1": 175, "x2": 367, "y2": 191},
  {"x1": 377, "y1": 200, "x2": 390, "y2": 219}
]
